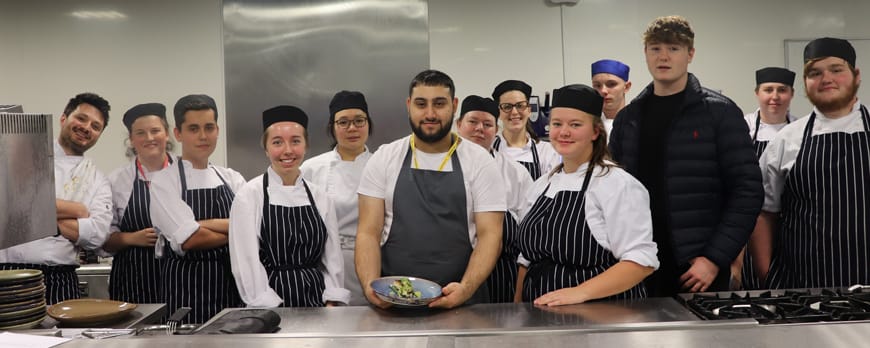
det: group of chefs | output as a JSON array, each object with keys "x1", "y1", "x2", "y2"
[{"x1": 0, "y1": 14, "x2": 867, "y2": 323}]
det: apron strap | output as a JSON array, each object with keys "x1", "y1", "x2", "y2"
[
  {"x1": 860, "y1": 105, "x2": 870, "y2": 132},
  {"x1": 178, "y1": 156, "x2": 230, "y2": 196},
  {"x1": 261, "y1": 172, "x2": 322, "y2": 225},
  {"x1": 752, "y1": 110, "x2": 761, "y2": 142},
  {"x1": 530, "y1": 138, "x2": 541, "y2": 178},
  {"x1": 177, "y1": 156, "x2": 188, "y2": 194}
]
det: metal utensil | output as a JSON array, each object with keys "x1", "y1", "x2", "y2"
[
  {"x1": 81, "y1": 328, "x2": 139, "y2": 339},
  {"x1": 140, "y1": 324, "x2": 198, "y2": 332},
  {"x1": 848, "y1": 284, "x2": 870, "y2": 293},
  {"x1": 166, "y1": 307, "x2": 191, "y2": 335}
]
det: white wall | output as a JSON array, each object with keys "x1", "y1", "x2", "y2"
[
  {"x1": 429, "y1": 0, "x2": 563, "y2": 103},
  {"x1": 3, "y1": 0, "x2": 870, "y2": 175},
  {"x1": 432, "y1": 0, "x2": 870, "y2": 118},
  {"x1": 0, "y1": 0, "x2": 225, "y2": 174}
]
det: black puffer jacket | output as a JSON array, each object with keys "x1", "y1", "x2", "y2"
[{"x1": 609, "y1": 73, "x2": 763, "y2": 270}]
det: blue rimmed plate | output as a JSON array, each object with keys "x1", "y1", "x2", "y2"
[{"x1": 371, "y1": 276, "x2": 442, "y2": 307}]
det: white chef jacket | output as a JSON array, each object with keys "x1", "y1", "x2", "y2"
[
  {"x1": 300, "y1": 147, "x2": 372, "y2": 238},
  {"x1": 0, "y1": 141, "x2": 112, "y2": 265},
  {"x1": 357, "y1": 135, "x2": 507, "y2": 247},
  {"x1": 517, "y1": 161, "x2": 660, "y2": 269},
  {"x1": 228, "y1": 167, "x2": 349, "y2": 307},
  {"x1": 300, "y1": 147, "x2": 371, "y2": 306},
  {"x1": 492, "y1": 132, "x2": 561, "y2": 176},
  {"x1": 744, "y1": 109, "x2": 797, "y2": 142},
  {"x1": 760, "y1": 102, "x2": 867, "y2": 213},
  {"x1": 493, "y1": 150, "x2": 533, "y2": 222},
  {"x1": 149, "y1": 158, "x2": 246, "y2": 257}
]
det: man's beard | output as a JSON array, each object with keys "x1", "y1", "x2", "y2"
[
  {"x1": 808, "y1": 80, "x2": 860, "y2": 115},
  {"x1": 410, "y1": 118, "x2": 452, "y2": 143},
  {"x1": 59, "y1": 128, "x2": 94, "y2": 155}
]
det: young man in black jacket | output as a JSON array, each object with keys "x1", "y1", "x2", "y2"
[{"x1": 609, "y1": 15, "x2": 763, "y2": 297}]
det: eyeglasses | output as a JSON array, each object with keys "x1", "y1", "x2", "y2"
[
  {"x1": 334, "y1": 117, "x2": 368, "y2": 129},
  {"x1": 498, "y1": 101, "x2": 529, "y2": 112}
]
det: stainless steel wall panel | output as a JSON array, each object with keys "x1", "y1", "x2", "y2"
[
  {"x1": 223, "y1": 0, "x2": 428, "y2": 179},
  {"x1": 0, "y1": 113, "x2": 57, "y2": 249}
]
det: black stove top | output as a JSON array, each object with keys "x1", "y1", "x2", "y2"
[{"x1": 678, "y1": 288, "x2": 870, "y2": 324}]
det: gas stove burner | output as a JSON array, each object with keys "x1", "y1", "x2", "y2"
[{"x1": 679, "y1": 288, "x2": 870, "y2": 324}]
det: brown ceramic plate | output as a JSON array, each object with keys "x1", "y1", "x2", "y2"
[
  {"x1": 0, "y1": 309, "x2": 45, "y2": 329},
  {"x1": 47, "y1": 299, "x2": 137, "y2": 326},
  {"x1": 0, "y1": 303, "x2": 45, "y2": 321},
  {"x1": 0, "y1": 296, "x2": 44, "y2": 312},
  {"x1": 0, "y1": 286, "x2": 44, "y2": 304},
  {"x1": 0, "y1": 269, "x2": 42, "y2": 285},
  {"x1": 0, "y1": 277, "x2": 43, "y2": 292},
  {"x1": 0, "y1": 283, "x2": 45, "y2": 297}
]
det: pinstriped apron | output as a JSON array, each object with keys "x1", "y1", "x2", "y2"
[
  {"x1": 162, "y1": 161, "x2": 241, "y2": 324},
  {"x1": 493, "y1": 136, "x2": 542, "y2": 180},
  {"x1": 109, "y1": 161, "x2": 164, "y2": 303},
  {"x1": 742, "y1": 112, "x2": 788, "y2": 290},
  {"x1": 519, "y1": 167, "x2": 646, "y2": 301},
  {"x1": 258, "y1": 174, "x2": 326, "y2": 307},
  {"x1": 767, "y1": 106, "x2": 870, "y2": 289}
]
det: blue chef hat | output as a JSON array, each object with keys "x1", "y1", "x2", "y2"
[{"x1": 591, "y1": 59, "x2": 630, "y2": 82}]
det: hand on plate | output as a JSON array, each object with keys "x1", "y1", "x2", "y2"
[
  {"x1": 428, "y1": 282, "x2": 471, "y2": 309},
  {"x1": 364, "y1": 286, "x2": 392, "y2": 309}
]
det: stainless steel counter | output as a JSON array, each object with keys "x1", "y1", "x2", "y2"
[
  {"x1": 194, "y1": 298, "x2": 725, "y2": 338},
  {"x1": 52, "y1": 314, "x2": 870, "y2": 348},
  {"x1": 33, "y1": 295, "x2": 870, "y2": 346},
  {"x1": 32, "y1": 303, "x2": 167, "y2": 332}
]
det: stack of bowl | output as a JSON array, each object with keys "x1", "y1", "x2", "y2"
[{"x1": 0, "y1": 269, "x2": 46, "y2": 330}]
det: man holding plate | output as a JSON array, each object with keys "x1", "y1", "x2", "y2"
[{"x1": 355, "y1": 70, "x2": 506, "y2": 309}]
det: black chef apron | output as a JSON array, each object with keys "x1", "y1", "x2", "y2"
[
  {"x1": 741, "y1": 112, "x2": 788, "y2": 290},
  {"x1": 767, "y1": 106, "x2": 870, "y2": 289},
  {"x1": 162, "y1": 161, "x2": 242, "y2": 324},
  {"x1": 493, "y1": 135, "x2": 542, "y2": 180},
  {"x1": 486, "y1": 212, "x2": 519, "y2": 303},
  {"x1": 109, "y1": 159, "x2": 166, "y2": 303},
  {"x1": 382, "y1": 139, "x2": 488, "y2": 304},
  {"x1": 259, "y1": 174, "x2": 327, "y2": 307},
  {"x1": 519, "y1": 166, "x2": 646, "y2": 301}
]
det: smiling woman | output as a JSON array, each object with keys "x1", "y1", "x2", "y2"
[
  {"x1": 300, "y1": 91, "x2": 375, "y2": 306},
  {"x1": 229, "y1": 105, "x2": 350, "y2": 308},
  {"x1": 102, "y1": 103, "x2": 173, "y2": 305},
  {"x1": 516, "y1": 84, "x2": 658, "y2": 306}
]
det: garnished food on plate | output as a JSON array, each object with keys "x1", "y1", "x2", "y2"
[{"x1": 389, "y1": 277, "x2": 422, "y2": 299}]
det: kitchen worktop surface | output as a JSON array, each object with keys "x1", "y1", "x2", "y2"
[{"x1": 25, "y1": 298, "x2": 869, "y2": 347}]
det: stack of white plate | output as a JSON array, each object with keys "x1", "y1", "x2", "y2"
[{"x1": 0, "y1": 269, "x2": 46, "y2": 330}]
